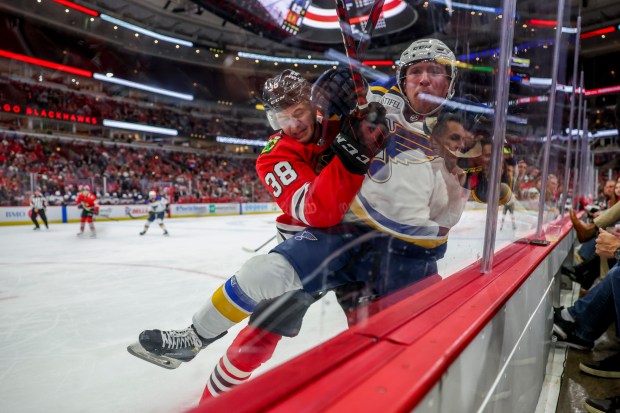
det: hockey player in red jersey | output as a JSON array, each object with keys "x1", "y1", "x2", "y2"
[
  {"x1": 198, "y1": 69, "x2": 385, "y2": 398},
  {"x1": 76, "y1": 185, "x2": 99, "y2": 238},
  {"x1": 128, "y1": 68, "x2": 390, "y2": 391},
  {"x1": 257, "y1": 68, "x2": 386, "y2": 240}
]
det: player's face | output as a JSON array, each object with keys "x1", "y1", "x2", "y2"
[
  {"x1": 604, "y1": 180, "x2": 615, "y2": 196},
  {"x1": 404, "y1": 61, "x2": 451, "y2": 114},
  {"x1": 276, "y1": 101, "x2": 316, "y2": 144},
  {"x1": 432, "y1": 120, "x2": 467, "y2": 159},
  {"x1": 547, "y1": 176, "x2": 558, "y2": 193}
]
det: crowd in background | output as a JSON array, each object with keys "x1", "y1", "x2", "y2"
[
  {"x1": 0, "y1": 77, "x2": 270, "y2": 140},
  {"x1": 0, "y1": 133, "x2": 272, "y2": 206}
]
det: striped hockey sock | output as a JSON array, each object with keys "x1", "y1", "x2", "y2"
[{"x1": 200, "y1": 326, "x2": 282, "y2": 401}]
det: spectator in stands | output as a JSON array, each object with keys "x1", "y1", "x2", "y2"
[
  {"x1": 598, "y1": 180, "x2": 616, "y2": 211},
  {"x1": 553, "y1": 226, "x2": 620, "y2": 413},
  {"x1": 553, "y1": 228, "x2": 620, "y2": 351},
  {"x1": 515, "y1": 159, "x2": 528, "y2": 200}
]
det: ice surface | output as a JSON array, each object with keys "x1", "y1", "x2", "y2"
[{"x1": 0, "y1": 209, "x2": 535, "y2": 412}]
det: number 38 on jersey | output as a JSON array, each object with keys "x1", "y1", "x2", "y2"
[{"x1": 264, "y1": 161, "x2": 298, "y2": 197}]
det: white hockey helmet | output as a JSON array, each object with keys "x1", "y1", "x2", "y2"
[
  {"x1": 149, "y1": 190, "x2": 156, "y2": 198},
  {"x1": 262, "y1": 69, "x2": 312, "y2": 130},
  {"x1": 397, "y1": 39, "x2": 458, "y2": 115}
]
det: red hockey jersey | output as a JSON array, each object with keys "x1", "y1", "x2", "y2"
[
  {"x1": 256, "y1": 119, "x2": 364, "y2": 230},
  {"x1": 76, "y1": 192, "x2": 98, "y2": 212}
]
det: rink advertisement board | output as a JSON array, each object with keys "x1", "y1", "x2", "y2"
[{"x1": 0, "y1": 202, "x2": 281, "y2": 225}]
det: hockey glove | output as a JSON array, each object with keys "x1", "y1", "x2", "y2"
[
  {"x1": 311, "y1": 68, "x2": 361, "y2": 120},
  {"x1": 332, "y1": 102, "x2": 389, "y2": 175}
]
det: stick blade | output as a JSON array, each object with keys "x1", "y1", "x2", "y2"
[{"x1": 127, "y1": 342, "x2": 182, "y2": 370}]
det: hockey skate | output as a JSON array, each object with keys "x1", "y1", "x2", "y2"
[
  {"x1": 127, "y1": 326, "x2": 224, "y2": 370},
  {"x1": 163, "y1": 231, "x2": 169, "y2": 236},
  {"x1": 139, "y1": 230, "x2": 146, "y2": 236}
]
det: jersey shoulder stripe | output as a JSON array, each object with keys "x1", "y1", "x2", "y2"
[{"x1": 368, "y1": 76, "x2": 400, "y2": 97}]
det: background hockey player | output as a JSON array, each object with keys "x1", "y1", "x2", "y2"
[
  {"x1": 29, "y1": 190, "x2": 48, "y2": 230},
  {"x1": 140, "y1": 190, "x2": 169, "y2": 236},
  {"x1": 76, "y1": 185, "x2": 98, "y2": 238}
]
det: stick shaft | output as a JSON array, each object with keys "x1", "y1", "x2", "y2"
[
  {"x1": 334, "y1": 0, "x2": 368, "y2": 107},
  {"x1": 243, "y1": 235, "x2": 277, "y2": 252},
  {"x1": 356, "y1": 0, "x2": 384, "y2": 57}
]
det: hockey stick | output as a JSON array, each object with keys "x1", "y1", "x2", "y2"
[
  {"x1": 242, "y1": 235, "x2": 277, "y2": 253},
  {"x1": 125, "y1": 207, "x2": 149, "y2": 219},
  {"x1": 334, "y1": 0, "x2": 368, "y2": 107},
  {"x1": 333, "y1": 0, "x2": 384, "y2": 107},
  {"x1": 355, "y1": 0, "x2": 385, "y2": 58}
]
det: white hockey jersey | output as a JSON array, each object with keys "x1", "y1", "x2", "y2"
[
  {"x1": 147, "y1": 196, "x2": 168, "y2": 213},
  {"x1": 343, "y1": 77, "x2": 468, "y2": 248}
]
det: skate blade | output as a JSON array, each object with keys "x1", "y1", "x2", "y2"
[{"x1": 127, "y1": 342, "x2": 183, "y2": 370}]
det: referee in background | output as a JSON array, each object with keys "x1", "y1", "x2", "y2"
[{"x1": 30, "y1": 190, "x2": 49, "y2": 230}]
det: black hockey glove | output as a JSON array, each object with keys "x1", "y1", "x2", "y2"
[
  {"x1": 331, "y1": 102, "x2": 389, "y2": 175},
  {"x1": 311, "y1": 67, "x2": 361, "y2": 120}
]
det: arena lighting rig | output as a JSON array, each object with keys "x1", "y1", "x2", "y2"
[
  {"x1": 0, "y1": 49, "x2": 194, "y2": 101},
  {"x1": 49, "y1": 0, "x2": 193, "y2": 47},
  {"x1": 102, "y1": 120, "x2": 178, "y2": 136},
  {"x1": 429, "y1": 0, "x2": 502, "y2": 15}
]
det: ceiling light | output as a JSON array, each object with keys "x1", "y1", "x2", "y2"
[
  {"x1": 94, "y1": 73, "x2": 193, "y2": 100},
  {"x1": 100, "y1": 13, "x2": 193, "y2": 47}
]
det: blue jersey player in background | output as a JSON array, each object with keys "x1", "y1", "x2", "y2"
[{"x1": 140, "y1": 190, "x2": 169, "y2": 236}]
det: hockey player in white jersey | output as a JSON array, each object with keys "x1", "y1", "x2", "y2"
[{"x1": 139, "y1": 191, "x2": 169, "y2": 236}]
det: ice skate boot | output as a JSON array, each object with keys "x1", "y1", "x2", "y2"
[
  {"x1": 127, "y1": 326, "x2": 225, "y2": 369},
  {"x1": 89, "y1": 232, "x2": 96, "y2": 238},
  {"x1": 163, "y1": 230, "x2": 169, "y2": 236},
  {"x1": 76, "y1": 231, "x2": 84, "y2": 237},
  {"x1": 33, "y1": 227, "x2": 40, "y2": 231},
  {"x1": 139, "y1": 230, "x2": 146, "y2": 236}
]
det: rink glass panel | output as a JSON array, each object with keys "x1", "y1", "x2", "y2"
[
  {"x1": 246, "y1": 0, "x2": 575, "y2": 377},
  {"x1": 0, "y1": 0, "x2": 577, "y2": 405}
]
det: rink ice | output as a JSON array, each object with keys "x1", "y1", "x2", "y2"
[{"x1": 0, "y1": 209, "x2": 535, "y2": 413}]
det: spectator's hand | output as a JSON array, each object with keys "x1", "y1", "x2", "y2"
[{"x1": 595, "y1": 228, "x2": 620, "y2": 259}]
